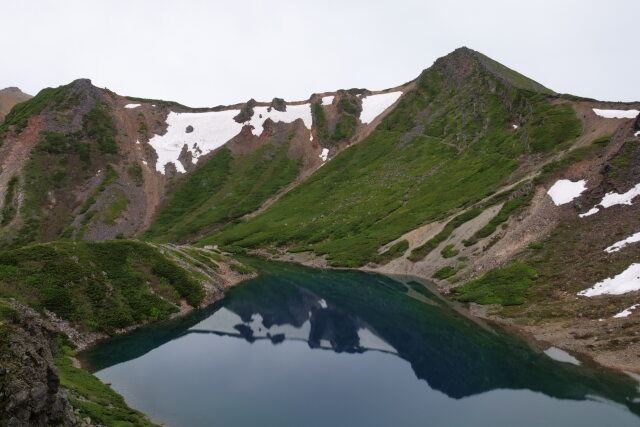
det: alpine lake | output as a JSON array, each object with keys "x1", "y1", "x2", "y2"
[{"x1": 79, "y1": 258, "x2": 640, "y2": 427}]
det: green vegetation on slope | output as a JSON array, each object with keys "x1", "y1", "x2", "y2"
[
  {"x1": 200, "y1": 50, "x2": 581, "y2": 267},
  {"x1": 1, "y1": 176, "x2": 18, "y2": 226},
  {"x1": 2, "y1": 104, "x2": 124, "y2": 247},
  {"x1": 0, "y1": 241, "x2": 203, "y2": 334},
  {"x1": 463, "y1": 196, "x2": 530, "y2": 247},
  {"x1": 452, "y1": 263, "x2": 538, "y2": 305},
  {"x1": 56, "y1": 349, "x2": 158, "y2": 426},
  {"x1": 375, "y1": 240, "x2": 409, "y2": 265},
  {"x1": 0, "y1": 83, "x2": 125, "y2": 248},
  {"x1": 102, "y1": 188, "x2": 130, "y2": 226},
  {"x1": 409, "y1": 209, "x2": 482, "y2": 261},
  {"x1": 433, "y1": 265, "x2": 465, "y2": 280},
  {"x1": 146, "y1": 141, "x2": 301, "y2": 242},
  {"x1": 82, "y1": 102, "x2": 117, "y2": 154},
  {"x1": 311, "y1": 102, "x2": 329, "y2": 140},
  {"x1": 0, "y1": 83, "x2": 77, "y2": 138},
  {"x1": 440, "y1": 243, "x2": 459, "y2": 258}
]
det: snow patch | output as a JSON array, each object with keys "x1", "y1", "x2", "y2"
[
  {"x1": 318, "y1": 299, "x2": 327, "y2": 309},
  {"x1": 544, "y1": 347, "x2": 581, "y2": 365},
  {"x1": 605, "y1": 231, "x2": 640, "y2": 253},
  {"x1": 579, "y1": 207, "x2": 600, "y2": 218},
  {"x1": 579, "y1": 183, "x2": 640, "y2": 217},
  {"x1": 147, "y1": 102, "x2": 314, "y2": 174},
  {"x1": 512, "y1": 124, "x2": 519, "y2": 129},
  {"x1": 592, "y1": 108, "x2": 639, "y2": 119},
  {"x1": 246, "y1": 104, "x2": 312, "y2": 136},
  {"x1": 614, "y1": 304, "x2": 640, "y2": 318},
  {"x1": 147, "y1": 109, "x2": 243, "y2": 174},
  {"x1": 124, "y1": 103, "x2": 140, "y2": 109},
  {"x1": 578, "y1": 263, "x2": 640, "y2": 297},
  {"x1": 321, "y1": 95, "x2": 334, "y2": 106},
  {"x1": 546, "y1": 179, "x2": 587, "y2": 205},
  {"x1": 319, "y1": 148, "x2": 329, "y2": 162},
  {"x1": 359, "y1": 91, "x2": 403, "y2": 124},
  {"x1": 635, "y1": 130, "x2": 640, "y2": 137}
]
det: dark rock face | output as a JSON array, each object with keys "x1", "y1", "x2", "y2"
[
  {"x1": 233, "y1": 99, "x2": 257, "y2": 123},
  {"x1": 270, "y1": 97, "x2": 286, "y2": 112},
  {"x1": 634, "y1": 114, "x2": 640, "y2": 132},
  {"x1": 0, "y1": 302, "x2": 76, "y2": 426},
  {"x1": 43, "y1": 78, "x2": 106, "y2": 135}
]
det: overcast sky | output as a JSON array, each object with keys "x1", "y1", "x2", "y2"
[{"x1": 1, "y1": 0, "x2": 638, "y2": 106}]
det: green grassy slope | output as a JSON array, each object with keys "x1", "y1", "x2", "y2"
[
  {"x1": 198, "y1": 49, "x2": 581, "y2": 266},
  {"x1": 145, "y1": 140, "x2": 302, "y2": 242},
  {"x1": 0, "y1": 241, "x2": 204, "y2": 334}
]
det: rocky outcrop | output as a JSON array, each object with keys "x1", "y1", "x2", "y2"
[
  {"x1": 0, "y1": 301, "x2": 76, "y2": 426},
  {"x1": 233, "y1": 98, "x2": 257, "y2": 123}
]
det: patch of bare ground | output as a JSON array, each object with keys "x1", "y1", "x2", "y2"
[{"x1": 251, "y1": 247, "x2": 330, "y2": 269}]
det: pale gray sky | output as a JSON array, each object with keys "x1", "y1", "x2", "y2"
[{"x1": 1, "y1": 0, "x2": 638, "y2": 106}]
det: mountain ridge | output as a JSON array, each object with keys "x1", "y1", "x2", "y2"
[{"x1": 1, "y1": 46, "x2": 640, "y2": 382}]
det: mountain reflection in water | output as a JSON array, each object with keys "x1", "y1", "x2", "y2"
[{"x1": 81, "y1": 259, "x2": 640, "y2": 426}]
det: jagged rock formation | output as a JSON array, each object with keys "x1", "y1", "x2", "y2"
[{"x1": 0, "y1": 302, "x2": 74, "y2": 426}]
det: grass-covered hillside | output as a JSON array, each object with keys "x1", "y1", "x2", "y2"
[
  {"x1": 198, "y1": 48, "x2": 581, "y2": 266},
  {"x1": 146, "y1": 139, "x2": 302, "y2": 243},
  {"x1": 0, "y1": 240, "x2": 239, "y2": 334}
]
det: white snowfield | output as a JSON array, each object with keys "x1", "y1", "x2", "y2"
[
  {"x1": 147, "y1": 90, "x2": 402, "y2": 174},
  {"x1": 613, "y1": 304, "x2": 640, "y2": 318},
  {"x1": 605, "y1": 231, "x2": 640, "y2": 253},
  {"x1": 578, "y1": 263, "x2": 640, "y2": 297},
  {"x1": 592, "y1": 108, "x2": 639, "y2": 119},
  {"x1": 359, "y1": 91, "x2": 403, "y2": 124},
  {"x1": 579, "y1": 182, "x2": 640, "y2": 217},
  {"x1": 147, "y1": 104, "x2": 313, "y2": 174},
  {"x1": 124, "y1": 103, "x2": 140, "y2": 109},
  {"x1": 246, "y1": 104, "x2": 312, "y2": 136},
  {"x1": 546, "y1": 179, "x2": 587, "y2": 205},
  {"x1": 321, "y1": 95, "x2": 334, "y2": 105},
  {"x1": 147, "y1": 109, "x2": 242, "y2": 173}
]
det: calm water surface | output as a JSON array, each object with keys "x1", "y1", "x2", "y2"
[{"x1": 80, "y1": 259, "x2": 640, "y2": 427}]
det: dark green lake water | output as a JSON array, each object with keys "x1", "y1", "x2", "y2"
[{"x1": 80, "y1": 259, "x2": 640, "y2": 427}]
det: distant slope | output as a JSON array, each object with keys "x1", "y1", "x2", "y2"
[
  {"x1": 200, "y1": 47, "x2": 580, "y2": 266},
  {"x1": 0, "y1": 75, "x2": 406, "y2": 248},
  {"x1": 0, "y1": 87, "x2": 31, "y2": 123}
]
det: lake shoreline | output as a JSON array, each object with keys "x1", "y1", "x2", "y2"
[
  {"x1": 247, "y1": 248, "x2": 640, "y2": 377},
  {"x1": 80, "y1": 258, "x2": 640, "y2": 427}
]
